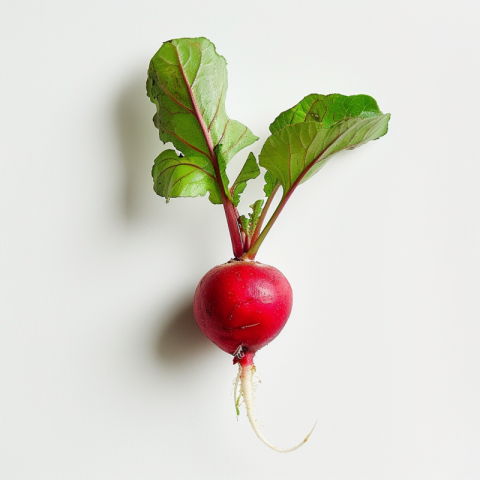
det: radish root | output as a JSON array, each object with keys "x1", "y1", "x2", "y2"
[
  {"x1": 239, "y1": 363, "x2": 316, "y2": 453},
  {"x1": 234, "y1": 366, "x2": 242, "y2": 417}
]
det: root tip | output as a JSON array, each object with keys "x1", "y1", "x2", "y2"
[{"x1": 303, "y1": 420, "x2": 318, "y2": 443}]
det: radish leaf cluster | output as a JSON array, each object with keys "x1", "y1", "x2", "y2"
[{"x1": 146, "y1": 36, "x2": 390, "y2": 452}]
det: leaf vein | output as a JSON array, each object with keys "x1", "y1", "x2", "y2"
[
  {"x1": 223, "y1": 126, "x2": 248, "y2": 155},
  {"x1": 217, "y1": 118, "x2": 230, "y2": 147},
  {"x1": 159, "y1": 82, "x2": 195, "y2": 115},
  {"x1": 304, "y1": 98, "x2": 319, "y2": 121},
  {"x1": 208, "y1": 79, "x2": 225, "y2": 132},
  {"x1": 190, "y1": 41, "x2": 202, "y2": 87},
  {"x1": 162, "y1": 127, "x2": 210, "y2": 159},
  {"x1": 158, "y1": 161, "x2": 217, "y2": 182},
  {"x1": 173, "y1": 43, "x2": 217, "y2": 165}
]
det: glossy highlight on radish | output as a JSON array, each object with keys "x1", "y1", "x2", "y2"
[{"x1": 194, "y1": 260, "x2": 315, "y2": 452}]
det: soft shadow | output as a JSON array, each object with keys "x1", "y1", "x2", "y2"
[
  {"x1": 155, "y1": 298, "x2": 215, "y2": 367},
  {"x1": 115, "y1": 71, "x2": 164, "y2": 221}
]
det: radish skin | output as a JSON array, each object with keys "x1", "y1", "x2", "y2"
[{"x1": 193, "y1": 261, "x2": 293, "y2": 355}]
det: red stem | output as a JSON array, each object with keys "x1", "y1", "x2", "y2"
[
  {"x1": 244, "y1": 136, "x2": 340, "y2": 260},
  {"x1": 221, "y1": 197, "x2": 244, "y2": 258},
  {"x1": 175, "y1": 49, "x2": 244, "y2": 258},
  {"x1": 244, "y1": 234, "x2": 251, "y2": 252},
  {"x1": 244, "y1": 170, "x2": 309, "y2": 260}
]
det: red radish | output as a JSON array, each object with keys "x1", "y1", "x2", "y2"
[
  {"x1": 146, "y1": 37, "x2": 390, "y2": 452},
  {"x1": 193, "y1": 261, "x2": 292, "y2": 355},
  {"x1": 194, "y1": 260, "x2": 316, "y2": 452}
]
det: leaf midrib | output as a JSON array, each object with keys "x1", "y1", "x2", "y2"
[{"x1": 173, "y1": 44, "x2": 217, "y2": 165}]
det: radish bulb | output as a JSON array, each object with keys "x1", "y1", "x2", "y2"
[{"x1": 194, "y1": 260, "x2": 316, "y2": 452}]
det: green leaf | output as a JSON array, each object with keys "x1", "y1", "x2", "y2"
[
  {"x1": 270, "y1": 93, "x2": 383, "y2": 134},
  {"x1": 147, "y1": 37, "x2": 258, "y2": 203},
  {"x1": 265, "y1": 95, "x2": 377, "y2": 200},
  {"x1": 260, "y1": 110, "x2": 390, "y2": 195},
  {"x1": 239, "y1": 200, "x2": 265, "y2": 237},
  {"x1": 152, "y1": 149, "x2": 222, "y2": 204},
  {"x1": 239, "y1": 215, "x2": 250, "y2": 235},
  {"x1": 230, "y1": 153, "x2": 261, "y2": 207},
  {"x1": 263, "y1": 171, "x2": 278, "y2": 198}
]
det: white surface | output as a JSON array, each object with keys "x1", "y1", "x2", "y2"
[{"x1": 1, "y1": 0, "x2": 479, "y2": 478}]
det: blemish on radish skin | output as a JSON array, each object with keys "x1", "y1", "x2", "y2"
[
  {"x1": 226, "y1": 323, "x2": 261, "y2": 331},
  {"x1": 239, "y1": 323, "x2": 260, "y2": 329},
  {"x1": 228, "y1": 303, "x2": 238, "y2": 321}
]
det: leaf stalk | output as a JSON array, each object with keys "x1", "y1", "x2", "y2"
[
  {"x1": 244, "y1": 170, "x2": 308, "y2": 260},
  {"x1": 249, "y1": 183, "x2": 280, "y2": 247},
  {"x1": 243, "y1": 194, "x2": 286, "y2": 260}
]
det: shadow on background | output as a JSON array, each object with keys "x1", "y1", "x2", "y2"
[
  {"x1": 115, "y1": 71, "x2": 164, "y2": 222},
  {"x1": 115, "y1": 72, "x2": 217, "y2": 368},
  {"x1": 155, "y1": 297, "x2": 215, "y2": 367}
]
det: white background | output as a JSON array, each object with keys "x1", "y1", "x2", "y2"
[{"x1": 1, "y1": 0, "x2": 479, "y2": 478}]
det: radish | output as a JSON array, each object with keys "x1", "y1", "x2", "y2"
[
  {"x1": 193, "y1": 262, "x2": 293, "y2": 357},
  {"x1": 193, "y1": 260, "x2": 316, "y2": 452},
  {"x1": 146, "y1": 37, "x2": 390, "y2": 452}
]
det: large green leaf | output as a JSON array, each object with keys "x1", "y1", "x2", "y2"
[
  {"x1": 152, "y1": 149, "x2": 222, "y2": 203},
  {"x1": 230, "y1": 153, "x2": 261, "y2": 207},
  {"x1": 147, "y1": 37, "x2": 258, "y2": 203},
  {"x1": 270, "y1": 93, "x2": 383, "y2": 134},
  {"x1": 259, "y1": 113, "x2": 390, "y2": 195}
]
